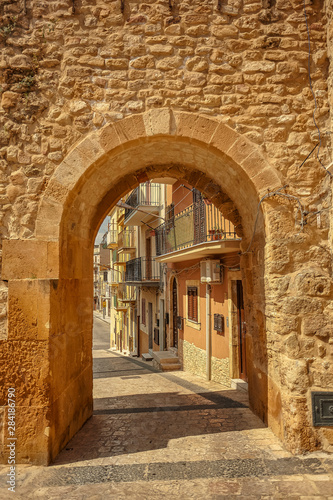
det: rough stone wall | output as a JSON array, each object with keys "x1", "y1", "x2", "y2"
[
  {"x1": 0, "y1": 0, "x2": 333, "y2": 461},
  {"x1": 182, "y1": 339, "x2": 231, "y2": 387},
  {"x1": 0, "y1": 0, "x2": 331, "y2": 238}
]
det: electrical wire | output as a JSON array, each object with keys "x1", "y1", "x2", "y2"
[
  {"x1": 298, "y1": 142, "x2": 318, "y2": 170},
  {"x1": 168, "y1": 263, "x2": 200, "y2": 276},
  {"x1": 140, "y1": 184, "x2": 194, "y2": 225},
  {"x1": 303, "y1": 0, "x2": 332, "y2": 177}
]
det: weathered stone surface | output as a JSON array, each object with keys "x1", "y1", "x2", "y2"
[{"x1": 0, "y1": 0, "x2": 332, "y2": 466}]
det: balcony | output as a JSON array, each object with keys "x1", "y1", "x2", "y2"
[
  {"x1": 118, "y1": 284, "x2": 137, "y2": 303},
  {"x1": 110, "y1": 268, "x2": 123, "y2": 286},
  {"x1": 118, "y1": 227, "x2": 136, "y2": 252},
  {"x1": 155, "y1": 200, "x2": 241, "y2": 263},
  {"x1": 107, "y1": 222, "x2": 118, "y2": 249},
  {"x1": 124, "y1": 182, "x2": 161, "y2": 226},
  {"x1": 115, "y1": 252, "x2": 128, "y2": 266},
  {"x1": 125, "y1": 257, "x2": 161, "y2": 285}
]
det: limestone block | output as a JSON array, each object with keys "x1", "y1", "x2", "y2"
[
  {"x1": 8, "y1": 280, "x2": 51, "y2": 341},
  {"x1": 6, "y1": 146, "x2": 18, "y2": 162},
  {"x1": 49, "y1": 364, "x2": 93, "y2": 462},
  {"x1": 292, "y1": 271, "x2": 333, "y2": 297},
  {"x1": 282, "y1": 297, "x2": 323, "y2": 316},
  {"x1": 1, "y1": 407, "x2": 50, "y2": 465},
  {"x1": 191, "y1": 115, "x2": 219, "y2": 144},
  {"x1": 210, "y1": 122, "x2": 240, "y2": 154},
  {"x1": 1, "y1": 91, "x2": 19, "y2": 109},
  {"x1": 78, "y1": 55, "x2": 105, "y2": 68},
  {"x1": 70, "y1": 100, "x2": 91, "y2": 115},
  {"x1": 280, "y1": 356, "x2": 309, "y2": 393},
  {"x1": 251, "y1": 168, "x2": 282, "y2": 194},
  {"x1": 130, "y1": 55, "x2": 155, "y2": 69},
  {"x1": 105, "y1": 58, "x2": 128, "y2": 70},
  {"x1": 186, "y1": 56, "x2": 209, "y2": 72},
  {"x1": 10, "y1": 54, "x2": 32, "y2": 69},
  {"x1": 185, "y1": 25, "x2": 210, "y2": 36},
  {"x1": 149, "y1": 45, "x2": 173, "y2": 56},
  {"x1": 0, "y1": 340, "x2": 50, "y2": 408},
  {"x1": 2, "y1": 240, "x2": 59, "y2": 280},
  {"x1": 243, "y1": 61, "x2": 275, "y2": 73},
  {"x1": 212, "y1": 25, "x2": 239, "y2": 38},
  {"x1": 113, "y1": 114, "x2": 146, "y2": 143},
  {"x1": 156, "y1": 56, "x2": 183, "y2": 70},
  {"x1": 97, "y1": 123, "x2": 122, "y2": 153},
  {"x1": 302, "y1": 315, "x2": 332, "y2": 338},
  {"x1": 228, "y1": 137, "x2": 257, "y2": 166},
  {"x1": 184, "y1": 71, "x2": 207, "y2": 87},
  {"x1": 266, "y1": 313, "x2": 299, "y2": 336}
]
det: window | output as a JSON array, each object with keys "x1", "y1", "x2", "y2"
[
  {"x1": 103, "y1": 271, "x2": 108, "y2": 282},
  {"x1": 187, "y1": 287, "x2": 198, "y2": 322},
  {"x1": 142, "y1": 298, "x2": 146, "y2": 326}
]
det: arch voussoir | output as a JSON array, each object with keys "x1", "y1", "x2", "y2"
[{"x1": 37, "y1": 109, "x2": 280, "y2": 242}]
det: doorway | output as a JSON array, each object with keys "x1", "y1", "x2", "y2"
[
  {"x1": 172, "y1": 278, "x2": 178, "y2": 349},
  {"x1": 148, "y1": 302, "x2": 153, "y2": 350},
  {"x1": 236, "y1": 280, "x2": 247, "y2": 381}
]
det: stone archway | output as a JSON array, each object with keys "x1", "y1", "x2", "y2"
[{"x1": 2, "y1": 109, "x2": 286, "y2": 464}]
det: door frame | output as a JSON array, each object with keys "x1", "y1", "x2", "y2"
[
  {"x1": 228, "y1": 272, "x2": 247, "y2": 381},
  {"x1": 148, "y1": 301, "x2": 153, "y2": 351},
  {"x1": 171, "y1": 276, "x2": 178, "y2": 349}
]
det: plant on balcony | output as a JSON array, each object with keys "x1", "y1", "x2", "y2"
[{"x1": 209, "y1": 227, "x2": 224, "y2": 241}]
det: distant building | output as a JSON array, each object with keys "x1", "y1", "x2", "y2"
[
  {"x1": 93, "y1": 243, "x2": 110, "y2": 315},
  {"x1": 155, "y1": 181, "x2": 243, "y2": 386}
]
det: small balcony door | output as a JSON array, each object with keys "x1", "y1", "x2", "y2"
[
  {"x1": 172, "y1": 279, "x2": 178, "y2": 349},
  {"x1": 148, "y1": 302, "x2": 153, "y2": 350},
  {"x1": 237, "y1": 280, "x2": 247, "y2": 381},
  {"x1": 146, "y1": 236, "x2": 152, "y2": 279}
]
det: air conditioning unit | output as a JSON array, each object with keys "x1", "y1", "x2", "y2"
[{"x1": 200, "y1": 260, "x2": 223, "y2": 284}]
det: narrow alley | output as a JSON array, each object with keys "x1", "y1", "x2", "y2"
[{"x1": 1, "y1": 317, "x2": 332, "y2": 499}]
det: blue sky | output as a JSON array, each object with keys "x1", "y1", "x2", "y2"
[{"x1": 95, "y1": 216, "x2": 110, "y2": 244}]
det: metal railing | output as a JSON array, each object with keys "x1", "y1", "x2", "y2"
[
  {"x1": 110, "y1": 268, "x2": 123, "y2": 285},
  {"x1": 124, "y1": 182, "x2": 160, "y2": 221},
  {"x1": 115, "y1": 252, "x2": 128, "y2": 265},
  {"x1": 118, "y1": 227, "x2": 135, "y2": 249},
  {"x1": 155, "y1": 200, "x2": 239, "y2": 256},
  {"x1": 107, "y1": 221, "x2": 118, "y2": 247},
  {"x1": 118, "y1": 284, "x2": 137, "y2": 302},
  {"x1": 125, "y1": 257, "x2": 161, "y2": 282}
]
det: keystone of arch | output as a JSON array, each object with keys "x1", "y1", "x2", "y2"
[{"x1": 36, "y1": 108, "x2": 282, "y2": 241}]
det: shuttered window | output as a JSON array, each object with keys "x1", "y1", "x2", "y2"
[
  {"x1": 187, "y1": 287, "x2": 198, "y2": 322},
  {"x1": 142, "y1": 298, "x2": 146, "y2": 326}
]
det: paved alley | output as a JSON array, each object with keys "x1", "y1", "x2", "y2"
[{"x1": 1, "y1": 317, "x2": 332, "y2": 499}]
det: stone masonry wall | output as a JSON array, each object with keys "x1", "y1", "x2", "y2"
[
  {"x1": 0, "y1": 0, "x2": 333, "y2": 458},
  {"x1": 182, "y1": 339, "x2": 231, "y2": 387}
]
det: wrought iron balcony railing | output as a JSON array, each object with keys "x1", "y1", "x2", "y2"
[
  {"x1": 118, "y1": 284, "x2": 137, "y2": 303},
  {"x1": 118, "y1": 227, "x2": 135, "y2": 250},
  {"x1": 155, "y1": 199, "x2": 239, "y2": 256},
  {"x1": 124, "y1": 182, "x2": 160, "y2": 222},
  {"x1": 125, "y1": 257, "x2": 161, "y2": 283},
  {"x1": 110, "y1": 268, "x2": 123, "y2": 285},
  {"x1": 107, "y1": 221, "x2": 118, "y2": 248}
]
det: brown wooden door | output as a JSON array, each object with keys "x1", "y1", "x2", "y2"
[
  {"x1": 146, "y1": 237, "x2": 151, "y2": 279},
  {"x1": 237, "y1": 280, "x2": 247, "y2": 381},
  {"x1": 172, "y1": 279, "x2": 178, "y2": 348},
  {"x1": 193, "y1": 190, "x2": 205, "y2": 244},
  {"x1": 148, "y1": 302, "x2": 153, "y2": 350}
]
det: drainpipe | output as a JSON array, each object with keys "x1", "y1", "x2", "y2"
[{"x1": 206, "y1": 283, "x2": 211, "y2": 381}]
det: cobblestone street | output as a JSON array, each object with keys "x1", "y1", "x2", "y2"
[{"x1": 1, "y1": 317, "x2": 332, "y2": 499}]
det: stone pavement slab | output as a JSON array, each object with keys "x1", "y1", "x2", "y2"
[{"x1": 1, "y1": 322, "x2": 333, "y2": 499}]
